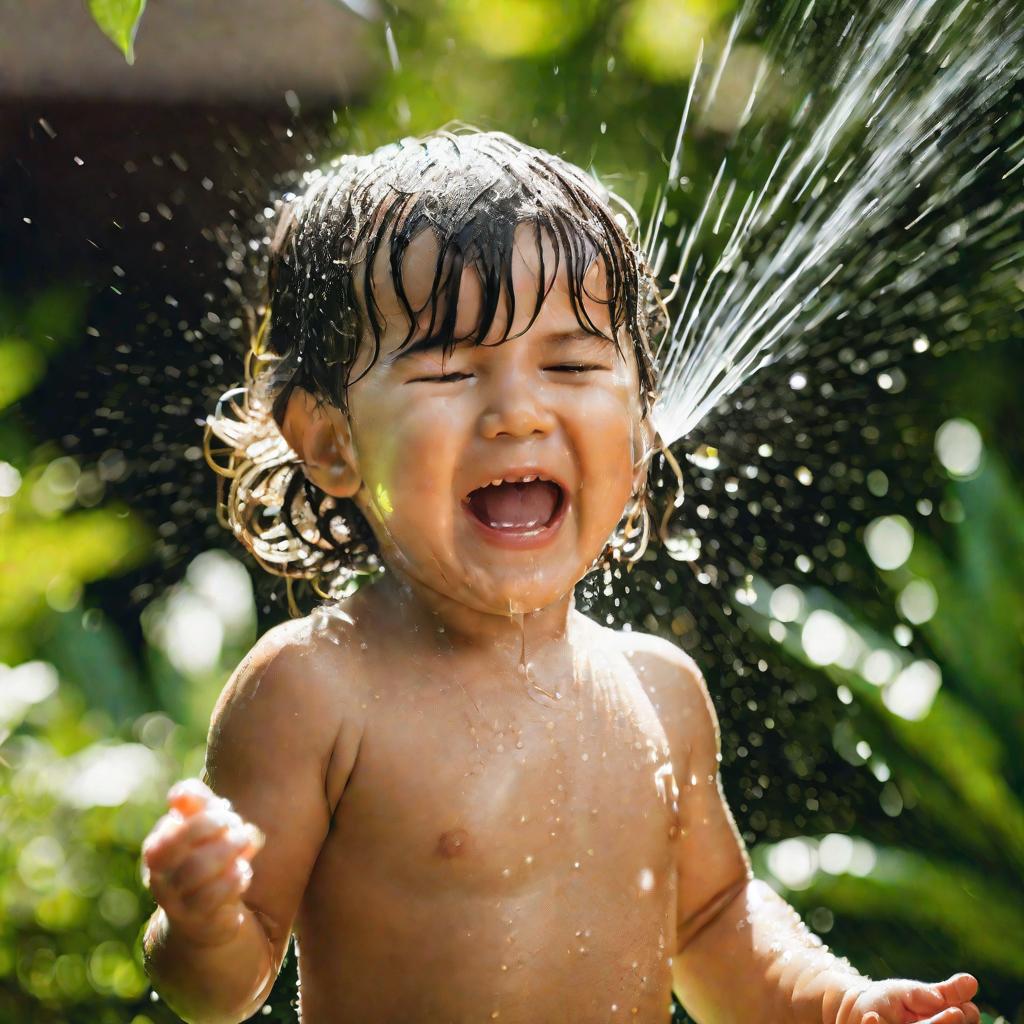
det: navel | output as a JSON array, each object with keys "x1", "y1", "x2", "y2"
[{"x1": 436, "y1": 827, "x2": 470, "y2": 858}]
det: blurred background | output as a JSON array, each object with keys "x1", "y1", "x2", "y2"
[{"x1": 0, "y1": 1, "x2": 1021, "y2": 1022}]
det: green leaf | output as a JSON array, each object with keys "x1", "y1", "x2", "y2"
[
  {"x1": 86, "y1": 0, "x2": 147, "y2": 65},
  {"x1": 0, "y1": 338, "x2": 46, "y2": 411},
  {"x1": 752, "y1": 843, "x2": 1024, "y2": 978}
]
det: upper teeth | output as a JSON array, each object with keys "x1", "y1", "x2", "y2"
[{"x1": 485, "y1": 473, "x2": 549, "y2": 488}]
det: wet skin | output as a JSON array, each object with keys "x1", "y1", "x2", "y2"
[{"x1": 200, "y1": 227, "x2": 752, "y2": 1022}]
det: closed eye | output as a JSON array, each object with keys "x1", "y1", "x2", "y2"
[
  {"x1": 408, "y1": 371, "x2": 474, "y2": 383},
  {"x1": 546, "y1": 364, "x2": 608, "y2": 373}
]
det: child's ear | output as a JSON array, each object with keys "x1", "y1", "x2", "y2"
[{"x1": 278, "y1": 387, "x2": 361, "y2": 498}]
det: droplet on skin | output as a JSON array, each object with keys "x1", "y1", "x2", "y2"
[{"x1": 638, "y1": 868, "x2": 655, "y2": 892}]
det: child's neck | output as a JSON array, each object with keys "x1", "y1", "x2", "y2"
[{"x1": 365, "y1": 567, "x2": 577, "y2": 657}]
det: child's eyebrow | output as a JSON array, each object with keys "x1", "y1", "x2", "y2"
[{"x1": 545, "y1": 329, "x2": 614, "y2": 346}]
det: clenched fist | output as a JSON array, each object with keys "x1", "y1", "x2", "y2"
[{"x1": 141, "y1": 778, "x2": 265, "y2": 948}]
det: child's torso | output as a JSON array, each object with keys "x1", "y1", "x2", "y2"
[{"x1": 294, "y1": 619, "x2": 683, "y2": 1024}]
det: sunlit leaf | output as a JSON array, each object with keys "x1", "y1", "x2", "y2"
[
  {"x1": 0, "y1": 504, "x2": 152, "y2": 636},
  {"x1": 753, "y1": 843, "x2": 1024, "y2": 977},
  {"x1": 449, "y1": 0, "x2": 595, "y2": 58},
  {"x1": 87, "y1": 0, "x2": 147, "y2": 65},
  {"x1": 0, "y1": 339, "x2": 45, "y2": 411}
]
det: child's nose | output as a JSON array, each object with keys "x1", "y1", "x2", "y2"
[{"x1": 478, "y1": 375, "x2": 556, "y2": 440}]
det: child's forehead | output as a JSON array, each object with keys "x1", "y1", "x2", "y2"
[{"x1": 365, "y1": 219, "x2": 612, "y2": 349}]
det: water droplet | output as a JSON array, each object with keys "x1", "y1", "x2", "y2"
[{"x1": 664, "y1": 525, "x2": 702, "y2": 562}]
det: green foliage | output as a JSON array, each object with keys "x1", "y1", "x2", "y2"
[
  {"x1": 742, "y1": 451, "x2": 1024, "y2": 1011},
  {"x1": 87, "y1": 0, "x2": 147, "y2": 65},
  {"x1": 0, "y1": 292, "x2": 153, "y2": 665}
]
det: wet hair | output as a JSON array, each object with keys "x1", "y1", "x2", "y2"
[{"x1": 205, "y1": 128, "x2": 669, "y2": 606}]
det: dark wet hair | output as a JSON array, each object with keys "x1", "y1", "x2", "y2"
[{"x1": 205, "y1": 128, "x2": 668, "y2": 606}]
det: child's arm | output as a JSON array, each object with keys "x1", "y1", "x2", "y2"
[
  {"x1": 641, "y1": 640, "x2": 979, "y2": 1024},
  {"x1": 143, "y1": 620, "x2": 359, "y2": 1024}
]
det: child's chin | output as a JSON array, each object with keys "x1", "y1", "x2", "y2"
[{"x1": 469, "y1": 570, "x2": 581, "y2": 616}]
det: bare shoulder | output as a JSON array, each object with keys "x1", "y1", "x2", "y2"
[
  {"x1": 603, "y1": 624, "x2": 720, "y2": 770},
  {"x1": 207, "y1": 602, "x2": 370, "y2": 817},
  {"x1": 212, "y1": 603, "x2": 367, "y2": 725}
]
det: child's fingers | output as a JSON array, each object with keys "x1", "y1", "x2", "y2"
[
  {"x1": 142, "y1": 811, "x2": 258, "y2": 895},
  {"x1": 167, "y1": 777, "x2": 216, "y2": 817},
  {"x1": 920, "y1": 1008, "x2": 965, "y2": 1024},
  {"x1": 142, "y1": 805, "x2": 239, "y2": 871},
  {"x1": 938, "y1": 975, "x2": 978, "y2": 1003},
  {"x1": 169, "y1": 833, "x2": 255, "y2": 898},
  {"x1": 180, "y1": 858, "x2": 253, "y2": 916},
  {"x1": 959, "y1": 1002, "x2": 981, "y2": 1024}
]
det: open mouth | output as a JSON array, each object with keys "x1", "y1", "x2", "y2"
[{"x1": 463, "y1": 474, "x2": 567, "y2": 537}]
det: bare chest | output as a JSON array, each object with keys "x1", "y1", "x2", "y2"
[{"x1": 324, "y1": 657, "x2": 682, "y2": 894}]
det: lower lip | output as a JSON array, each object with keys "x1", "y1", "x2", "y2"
[{"x1": 461, "y1": 492, "x2": 568, "y2": 550}]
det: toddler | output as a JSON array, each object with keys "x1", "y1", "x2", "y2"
[{"x1": 140, "y1": 130, "x2": 979, "y2": 1024}]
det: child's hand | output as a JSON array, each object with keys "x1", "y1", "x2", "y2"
[
  {"x1": 141, "y1": 777, "x2": 265, "y2": 948},
  {"x1": 845, "y1": 973, "x2": 980, "y2": 1024}
]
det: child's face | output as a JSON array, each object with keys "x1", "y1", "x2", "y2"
[{"x1": 345, "y1": 224, "x2": 649, "y2": 616}]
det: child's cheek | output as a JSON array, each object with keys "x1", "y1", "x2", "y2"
[
  {"x1": 573, "y1": 389, "x2": 641, "y2": 525},
  {"x1": 353, "y1": 399, "x2": 460, "y2": 528}
]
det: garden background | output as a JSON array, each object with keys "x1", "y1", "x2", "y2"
[{"x1": 0, "y1": 1, "x2": 1021, "y2": 1022}]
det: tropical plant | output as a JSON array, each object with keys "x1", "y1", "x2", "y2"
[{"x1": 737, "y1": 445, "x2": 1024, "y2": 1023}]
